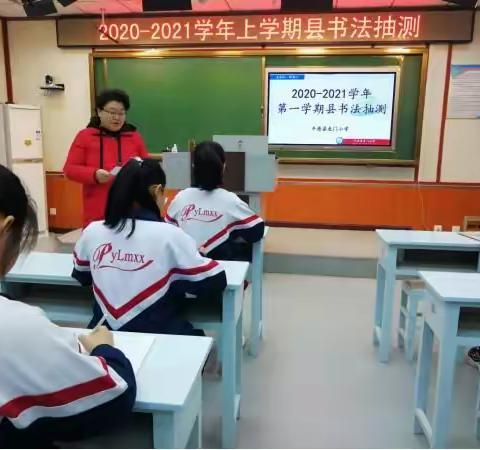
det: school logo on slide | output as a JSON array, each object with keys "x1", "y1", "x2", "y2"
[
  {"x1": 92, "y1": 243, "x2": 153, "y2": 271},
  {"x1": 180, "y1": 204, "x2": 223, "y2": 223}
]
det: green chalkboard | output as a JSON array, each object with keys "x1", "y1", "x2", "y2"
[
  {"x1": 95, "y1": 57, "x2": 263, "y2": 153},
  {"x1": 94, "y1": 52, "x2": 423, "y2": 163}
]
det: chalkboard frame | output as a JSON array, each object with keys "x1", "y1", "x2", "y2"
[{"x1": 90, "y1": 46, "x2": 428, "y2": 166}]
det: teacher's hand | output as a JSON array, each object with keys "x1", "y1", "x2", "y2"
[{"x1": 95, "y1": 169, "x2": 112, "y2": 184}]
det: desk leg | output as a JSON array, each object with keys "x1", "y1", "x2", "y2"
[
  {"x1": 476, "y1": 381, "x2": 480, "y2": 440},
  {"x1": 249, "y1": 238, "x2": 264, "y2": 357},
  {"x1": 153, "y1": 412, "x2": 201, "y2": 450},
  {"x1": 152, "y1": 413, "x2": 179, "y2": 449},
  {"x1": 414, "y1": 319, "x2": 434, "y2": 436},
  {"x1": 373, "y1": 263, "x2": 386, "y2": 346},
  {"x1": 186, "y1": 414, "x2": 202, "y2": 449},
  {"x1": 377, "y1": 247, "x2": 397, "y2": 363},
  {"x1": 236, "y1": 311, "x2": 243, "y2": 420},
  {"x1": 430, "y1": 305, "x2": 459, "y2": 449},
  {"x1": 222, "y1": 289, "x2": 238, "y2": 449},
  {"x1": 152, "y1": 376, "x2": 203, "y2": 449}
]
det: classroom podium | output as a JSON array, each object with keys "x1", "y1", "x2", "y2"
[{"x1": 162, "y1": 135, "x2": 276, "y2": 213}]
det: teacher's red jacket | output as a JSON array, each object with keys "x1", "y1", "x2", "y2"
[{"x1": 63, "y1": 121, "x2": 149, "y2": 227}]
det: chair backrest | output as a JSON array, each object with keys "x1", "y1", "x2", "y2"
[{"x1": 463, "y1": 216, "x2": 480, "y2": 231}]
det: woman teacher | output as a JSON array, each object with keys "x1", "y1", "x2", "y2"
[{"x1": 64, "y1": 89, "x2": 149, "y2": 227}]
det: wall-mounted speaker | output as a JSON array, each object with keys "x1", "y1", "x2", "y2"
[
  {"x1": 142, "y1": 0, "x2": 193, "y2": 11},
  {"x1": 57, "y1": 0, "x2": 77, "y2": 6},
  {"x1": 282, "y1": 0, "x2": 333, "y2": 12},
  {"x1": 23, "y1": 0, "x2": 57, "y2": 17}
]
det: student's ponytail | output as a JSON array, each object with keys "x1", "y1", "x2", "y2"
[
  {"x1": 104, "y1": 158, "x2": 166, "y2": 237},
  {"x1": 192, "y1": 141, "x2": 226, "y2": 191}
]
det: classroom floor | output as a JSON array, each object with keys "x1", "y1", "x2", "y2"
[
  {"x1": 65, "y1": 273, "x2": 480, "y2": 449},
  {"x1": 264, "y1": 228, "x2": 379, "y2": 258}
]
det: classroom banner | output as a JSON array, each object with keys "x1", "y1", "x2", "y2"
[{"x1": 57, "y1": 9, "x2": 474, "y2": 47}]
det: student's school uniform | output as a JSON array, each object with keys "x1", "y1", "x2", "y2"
[
  {"x1": 0, "y1": 296, "x2": 136, "y2": 448},
  {"x1": 72, "y1": 209, "x2": 227, "y2": 334},
  {"x1": 165, "y1": 187, "x2": 265, "y2": 262}
]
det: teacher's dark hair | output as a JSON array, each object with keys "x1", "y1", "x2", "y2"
[
  {"x1": 192, "y1": 141, "x2": 225, "y2": 192},
  {"x1": 104, "y1": 158, "x2": 166, "y2": 238},
  {"x1": 0, "y1": 165, "x2": 38, "y2": 276},
  {"x1": 96, "y1": 89, "x2": 131, "y2": 111}
]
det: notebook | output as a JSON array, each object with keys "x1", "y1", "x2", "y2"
[
  {"x1": 112, "y1": 333, "x2": 155, "y2": 375},
  {"x1": 459, "y1": 232, "x2": 480, "y2": 242},
  {"x1": 75, "y1": 329, "x2": 155, "y2": 375}
]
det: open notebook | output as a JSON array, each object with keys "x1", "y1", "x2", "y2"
[
  {"x1": 76, "y1": 330, "x2": 155, "y2": 375},
  {"x1": 111, "y1": 333, "x2": 155, "y2": 374},
  {"x1": 459, "y1": 232, "x2": 480, "y2": 242}
]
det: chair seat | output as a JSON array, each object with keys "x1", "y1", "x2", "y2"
[{"x1": 403, "y1": 280, "x2": 425, "y2": 292}]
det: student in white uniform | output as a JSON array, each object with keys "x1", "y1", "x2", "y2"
[
  {"x1": 166, "y1": 141, "x2": 265, "y2": 262},
  {"x1": 0, "y1": 165, "x2": 136, "y2": 448},
  {"x1": 72, "y1": 158, "x2": 226, "y2": 335}
]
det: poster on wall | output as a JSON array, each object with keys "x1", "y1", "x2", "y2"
[
  {"x1": 265, "y1": 68, "x2": 399, "y2": 149},
  {"x1": 447, "y1": 65, "x2": 480, "y2": 119}
]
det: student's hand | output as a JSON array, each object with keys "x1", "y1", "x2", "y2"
[
  {"x1": 79, "y1": 326, "x2": 114, "y2": 353},
  {"x1": 95, "y1": 169, "x2": 111, "y2": 184}
]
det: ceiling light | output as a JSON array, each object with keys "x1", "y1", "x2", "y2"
[{"x1": 142, "y1": 0, "x2": 192, "y2": 11}]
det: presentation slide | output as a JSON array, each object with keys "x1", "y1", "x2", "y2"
[{"x1": 267, "y1": 70, "x2": 397, "y2": 147}]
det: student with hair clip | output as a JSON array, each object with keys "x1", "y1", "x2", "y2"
[
  {"x1": 72, "y1": 158, "x2": 226, "y2": 335},
  {"x1": 166, "y1": 141, "x2": 265, "y2": 262},
  {"x1": 0, "y1": 165, "x2": 136, "y2": 448}
]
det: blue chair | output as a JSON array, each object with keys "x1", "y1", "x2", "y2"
[{"x1": 398, "y1": 280, "x2": 425, "y2": 361}]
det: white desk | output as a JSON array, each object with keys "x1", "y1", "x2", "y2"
[
  {"x1": 374, "y1": 230, "x2": 480, "y2": 363},
  {"x1": 414, "y1": 272, "x2": 480, "y2": 448},
  {"x1": 7, "y1": 252, "x2": 78, "y2": 285},
  {"x1": 70, "y1": 330, "x2": 212, "y2": 449},
  {"x1": 2, "y1": 252, "x2": 249, "y2": 449}
]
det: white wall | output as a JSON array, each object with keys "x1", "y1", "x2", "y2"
[
  {"x1": 417, "y1": 44, "x2": 449, "y2": 182},
  {"x1": 441, "y1": 17, "x2": 480, "y2": 183},
  {"x1": 8, "y1": 20, "x2": 90, "y2": 171},
  {"x1": 5, "y1": 13, "x2": 479, "y2": 179}
]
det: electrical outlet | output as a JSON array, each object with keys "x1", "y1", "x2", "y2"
[
  {"x1": 434, "y1": 225, "x2": 442, "y2": 232},
  {"x1": 452, "y1": 225, "x2": 461, "y2": 232},
  {"x1": 49, "y1": 208, "x2": 57, "y2": 216}
]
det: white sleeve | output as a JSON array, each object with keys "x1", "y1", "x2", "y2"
[
  {"x1": 165, "y1": 192, "x2": 181, "y2": 225},
  {"x1": 166, "y1": 227, "x2": 226, "y2": 289},
  {"x1": 0, "y1": 306, "x2": 128, "y2": 429},
  {"x1": 227, "y1": 195, "x2": 265, "y2": 238},
  {"x1": 171, "y1": 227, "x2": 220, "y2": 269},
  {"x1": 231, "y1": 195, "x2": 260, "y2": 221},
  {"x1": 73, "y1": 227, "x2": 90, "y2": 273}
]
